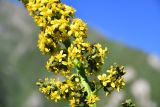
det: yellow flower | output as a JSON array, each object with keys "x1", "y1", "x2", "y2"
[
  {"x1": 40, "y1": 7, "x2": 53, "y2": 17},
  {"x1": 38, "y1": 31, "x2": 57, "y2": 54},
  {"x1": 40, "y1": 85, "x2": 51, "y2": 94},
  {"x1": 111, "y1": 82, "x2": 115, "y2": 88},
  {"x1": 60, "y1": 84, "x2": 69, "y2": 93},
  {"x1": 69, "y1": 97, "x2": 76, "y2": 107},
  {"x1": 50, "y1": 91, "x2": 61, "y2": 102},
  {"x1": 34, "y1": 16, "x2": 46, "y2": 27},
  {"x1": 56, "y1": 50, "x2": 66, "y2": 62},
  {"x1": 97, "y1": 74, "x2": 107, "y2": 81},
  {"x1": 69, "y1": 18, "x2": 87, "y2": 38},
  {"x1": 86, "y1": 95, "x2": 100, "y2": 107},
  {"x1": 115, "y1": 78, "x2": 125, "y2": 92}
]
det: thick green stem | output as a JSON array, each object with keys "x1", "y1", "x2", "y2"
[
  {"x1": 75, "y1": 62, "x2": 96, "y2": 107},
  {"x1": 77, "y1": 68, "x2": 92, "y2": 96}
]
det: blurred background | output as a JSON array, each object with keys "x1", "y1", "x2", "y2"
[{"x1": 0, "y1": 0, "x2": 160, "y2": 107}]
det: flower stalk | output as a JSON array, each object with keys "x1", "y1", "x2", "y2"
[{"x1": 20, "y1": 0, "x2": 127, "y2": 107}]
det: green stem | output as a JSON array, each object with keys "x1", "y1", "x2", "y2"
[
  {"x1": 77, "y1": 68, "x2": 92, "y2": 95},
  {"x1": 76, "y1": 64, "x2": 96, "y2": 107}
]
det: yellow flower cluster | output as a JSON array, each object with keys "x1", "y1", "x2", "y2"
[
  {"x1": 37, "y1": 75, "x2": 87, "y2": 107},
  {"x1": 45, "y1": 50, "x2": 71, "y2": 75},
  {"x1": 68, "y1": 37, "x2": 108, "y2": 75},
  {"x1": 98, "y1": 65, "x2": 126, "y2": 95},
  {"x1": 26, "y1": 0, "x2": 76, "y2": 54},
  {"x1": 21, "y1": 0, "x2": 126, "y2": 107},
  {"x1": 69, "y1": 19, "x2": 87, "y2": 38}
]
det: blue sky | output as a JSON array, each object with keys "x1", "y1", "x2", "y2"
[{"x1": 10, "y1": 0, "x2": 160, "y2": 56}]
